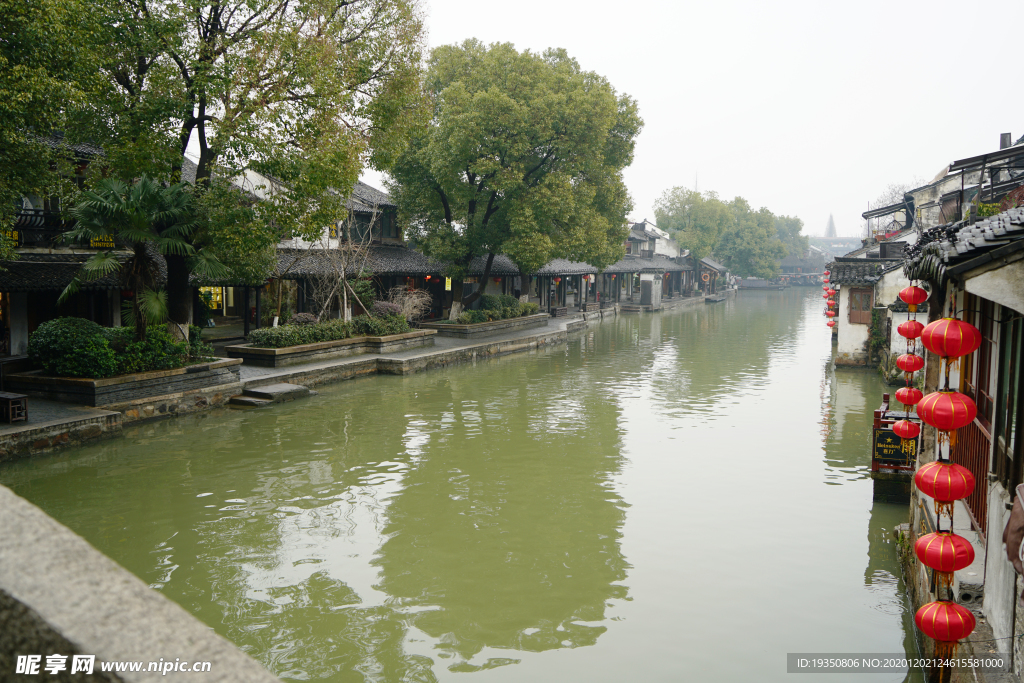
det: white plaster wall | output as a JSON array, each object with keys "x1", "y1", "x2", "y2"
[
  {"x1": 888, "y1": 310, "x2": 912, "y2": 357},
  {"x1": 984, "y1": 481, "x2": 1017, "y2": 658},
  {"x1": 836, "y1": 287, "x2": 869, "y2": 364},
  {"x1": 9, "y1": 292, "x2": 27, "y2": 356},
  {"x1": 654, "y1": 236, "x2": 681, "y2": 257},
  {"x1": 966, "y1": 259, "x2": 1024, "y2": 316}
]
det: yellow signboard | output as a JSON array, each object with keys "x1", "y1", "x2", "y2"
[
  {"x1": 445, "y1": 277, "x2": 452, "y2": 291},
  {"x1": 90, "y1": 235, "x2": 115, "y2": 248}
]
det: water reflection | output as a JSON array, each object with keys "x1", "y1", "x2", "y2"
[{"x1": 0, "y1": 289, "x2": 920, "y2": 682}]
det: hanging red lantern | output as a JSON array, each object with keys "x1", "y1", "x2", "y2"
[
  {"x1": 827, "y1": 300, "x2": 836, "y2": 309},
  {"x1": 823, "y1": 277, "x2": 830, "y2": 283},
  {"x1": 825, "y1": 310, "x2": 836, "y2": 317},
  {"x1": 896, "y1": 354, "x2": 924, "y2": 373},
  {"x1": 915, "y1": 601, "x2": 975, "y2": 658},
  {"x1": 822, "y1": 292, "x2": 829, "y2": 299},
  {"x1": 827, "y1": 288, "x2": 836, "y2": 296},
  {"x1": 917, "y1": 391, "x2": 977, "y2": 432},
  {"x1": 895, "y1": 386, "x2": 923, "y2": 406},
  {"x1": 914, "y1": 532, "x2": 975, "y2": 574},
  {"x1": 897, "y1": 320, "x2": 925, "y2": 339},
  {"x1": 899, "y1": 285, "x2": 929, "y2": 313},
  {"x1": 921, "y1": 319, "x2": 982, "y2": 360},
  {"x1": 554, "y1": 277, "x2": 561, "y2": 284},
  {"x1": 892, "y1": 419, "x2": 921, "y2": 439},
  {"x1": 915, "y1": 461, "x2": 975, "y2": 511},
  {"x1": 826, "y1": 320, "x2": 836, "y2": 328},
  {"x1": 823, "y1": 270, "x2": 830, "y2": 276},
  {"x1": 611, "y1": 274, "x2": 616, "y2": 279}
]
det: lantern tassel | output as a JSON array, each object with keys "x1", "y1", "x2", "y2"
[
  {"x1": 934, "y1": 639, "x2": 958, "y2": 664},
  {"x1": 934, "y1": 500, "x2": 955, "y2": 519}
]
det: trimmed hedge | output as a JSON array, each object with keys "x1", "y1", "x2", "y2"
[
  {"x1": 28, "y1": 317, "x2": 214, "y2": 379},
  {"x1": 455, "y1": 295, "x2": 540, "y2": 324},
  {"x1": 247, "y1": 314, "x2": 410, "y2": 349}
]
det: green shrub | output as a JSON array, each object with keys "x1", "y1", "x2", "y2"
[
  {"x1": 29, "y1": 317, "x2": 119, "y2": 378},
  {"x1": 521, "y1": 302, "x2": 539, "y2": 315},
  {"x1": 352, "y1": 313, "x2": 410, "y2": 337},
  {"x1": 248, "y1": 319, "x2": 352, "y2": 348},
  {"x1": 28, "y1": 318, "x2": 207, "y2": 378}
]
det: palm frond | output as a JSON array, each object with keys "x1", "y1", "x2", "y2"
[
  {"x1": 137, "y1": 288, "x2": 169, "y2": 326},
  {"x1": 80, "y1": 251, "x2": 120, "y2": 277},
  {"x1": 152, "y1": 236, "x2": 196, "y2": 256},
  {"x1": 189, "y1": 248, "x2": 230, "y2": 281},
  {"x1": 57, "y1": 277, "x2": 81, "y2": 305}
]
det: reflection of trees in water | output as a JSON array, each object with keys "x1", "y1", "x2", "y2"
[
  {"x1": 605, "y1": 289, "x2": 815, "y2": 411},
  {"x1": 3, "y1": 328, "x2": 630, "y2": 679},
  {"x1": 372, "y1": 355, "x2": 629, "y2": 671}
]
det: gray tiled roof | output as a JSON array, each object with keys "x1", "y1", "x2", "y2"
[
  {"x1": 904, "y1": 207, "x2": 1024, "y2": 286},
  {"x1": 37, "y1": 134, "x2": 104, "y2": 158},
  {"x1": 0, "y1": 250, "x2": 163, "y2": 292},
  {"x1": 827, "y1": 258, "x2": 900, "y2": 286},
  {"x1": 533, "y1": 259, "x2": 598, "y2": 276},
  {"x1": 700, "y1": 257, "x2": 726, "y2": 273}
]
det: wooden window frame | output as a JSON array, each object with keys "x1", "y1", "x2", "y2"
[{"x1": 848, "y1": 287, "x2": 873, "y2": 325}]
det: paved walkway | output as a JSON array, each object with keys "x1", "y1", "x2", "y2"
[
  {"x1": 0, "y1": 398, "x2": 117, "y2": 438},
  {"x1": 236, "y1": 315, "x2": 584, "y2": 383}
]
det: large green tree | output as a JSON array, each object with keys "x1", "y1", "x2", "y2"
[
  {"x1": 389, "y1": 40, "x2": 642, "y2": 313},
  {"x1": 64, "y1": 0, "x2": 425, "y2": 332},
  {"x1": 0, "y1": 0, "x2": 98, "y2": 257},
  {"x1": 714, "y1": 198, "x2": 786, "y2": 279},
  {"x1": 774, "y1": 215, "x2": 808, "y2": 257},
  {"x1": 653, "y1": 188, "x2": 732, "y2": 263}
]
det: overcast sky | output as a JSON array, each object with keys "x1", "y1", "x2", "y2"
[{"x1": 363, "y1": 0, "x2": 1023, "y2": 237}]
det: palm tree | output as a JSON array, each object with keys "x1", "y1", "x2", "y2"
[{"x1": 60, "y1": 176, "x2": 224, "y2": 341}]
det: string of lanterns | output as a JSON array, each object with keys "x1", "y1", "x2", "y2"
[
  {"x1": 822, "y1": 271, "x2": 836, "y2": 329},
  {"x1": 896, "y1": 283, "x2": 982, "y2": 662}
]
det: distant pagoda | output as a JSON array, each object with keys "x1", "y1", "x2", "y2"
[{"x1": 825, "y1": 214, "x2": 837, "y2": 238}]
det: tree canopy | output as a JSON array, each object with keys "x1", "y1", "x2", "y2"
[
  {"x1": 389, "y1": 40, "x2": 642, "y2": 307},
  {"x1": 49, "y1": 0, "x2": 426, "y2": 328},
  {"x1": 653, "y1": 189, "x2": 731, "y2": 263},
  {"x1": 655, "y1": 186, "x2": 798, "y2": 279},
  {"x1": 0, "y1": 0, "x2": 99, "y2": 259}
]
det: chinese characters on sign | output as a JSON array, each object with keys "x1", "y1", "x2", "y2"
[{"x1": 872, "y1": 428, "x2": 918, "y2": 470}]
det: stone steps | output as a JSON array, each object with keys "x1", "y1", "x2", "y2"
[{"x1": 228, "y1": 383, "x2": 314, "y2": 407}]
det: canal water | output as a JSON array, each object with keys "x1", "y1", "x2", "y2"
[{"x1": 1, "y1": 289, "x2": 921, "y2": 681}]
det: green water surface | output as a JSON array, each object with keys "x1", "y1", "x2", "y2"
[{"x1": 0, "y1": 289, "x2": 920, "y2": 681}]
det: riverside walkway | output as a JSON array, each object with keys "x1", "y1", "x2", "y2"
[{"x1": 0, "y1": 293, "x2": 723, "y2": 461}]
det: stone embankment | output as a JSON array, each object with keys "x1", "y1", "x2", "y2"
[{"x1": 0, "y1": 292, "x2": 729, "y2": 462}]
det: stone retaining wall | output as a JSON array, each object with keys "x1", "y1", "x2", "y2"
[
  {"x1": 225, "y1": 331, "x2": 435, "y2": 368},
  {"x1": 0, "y1": 413, "x2": 121, "y2": 463},
  {"x1": 419, "y1": 314, "x2": 549, "y2": 338},
  {"x1": 6, "y1": 360, "x2": 243, "y2": 407}
]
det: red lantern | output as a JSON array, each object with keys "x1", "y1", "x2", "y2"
[
  {"x1": 917, "y1": 391, "x2": 977, "y2": 432},
  {"x1": 611, "y1": 274, "x2": 616, "y2": 279},
  {"x1": 826, "y1": 320, "x2": 836, "y2": 328},
  {"x1": 914, "y1": 532, "x2": 975, "y2": 574},
  {"x1": 921, "y1": 319, "x2": 982, "y2": 360},
  {"x1": 899, "y1": 285, "x2": 929, "y2": 313},
  {"x1": 915, "y1": 601, "x2": 975, "y2": 649},
  {"x1": 895, "y1": 386, "x2": 923, "y2": 406},
  {"x1": 822, "y1": 292, "x2": 829, "y2": 299},
  {"x1": 825, "y1": 310, "x2": 836, "y2": 317},
  {"x1": 554, "y1": 277, "x2": 561, "y2": 284},
  {"x1": 823, "y1": 270, "x2": 830, "y2": 276},
  {"x1": 897, "y1": 320, "x2": 924, "y2": 339},
  {"x1": 827, "y1": 300, "x2": 836, "y2": 309},
  {"x1": 892, "y1": 419, "x2": 921, "y2": 439},
  {"x1": 896, "y1": 354, "x2": 924, "y2": 373},
  {"x1": 827, "y1": 288, "x2": 836, "y2": 296},
  {"x1": 915, "y1": 461, "x2": 975, "y2": 503},
  {"x1": 823, "y1": 277, "x2": 830, "y2": 283}
]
